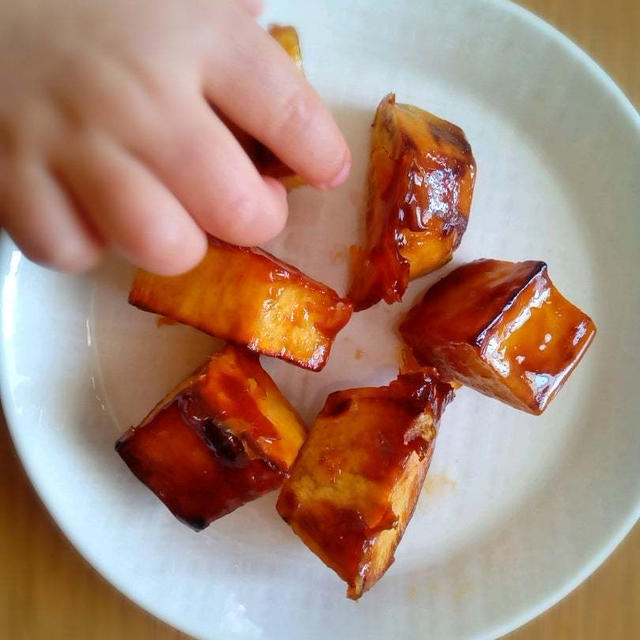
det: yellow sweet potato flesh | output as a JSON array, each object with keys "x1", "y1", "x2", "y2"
[
  {"x1": 277, "y1": 373, "x2": 454, "y2": 598},
  {"x1": 129, "y1": 238, "x2": 352, "y2": 371}
]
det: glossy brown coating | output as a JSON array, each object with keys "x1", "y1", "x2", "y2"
[
  {"x1": 116, "y1": 345, "x2": 307, "y2": 530},
  {"x1": 129, "y1": 237, "x2": 353, "y2": 371},
  {"x1": 400, "y1": 260, "x2": 597, "y2": 414},
  {"x1": 349, "y1": 94, "x2": 476, "y2": 311},
  {"x1": 235, "y1": 25, "x2": 305, "y2": 190},
  {"x1": 276, "y1": 373, "x2": 454, "y2": 599}
]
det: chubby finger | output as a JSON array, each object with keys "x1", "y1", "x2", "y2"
[
  {"x1": 237, "y1": 0, "x2": 263, "y2": 16},
  {"x1": 0, "y1": 160, "x2": 104, "y2": 272},
  {"x1": 203, "y1": 5, "x2": 350, "y2": 189},
  {"x1": 54, "y1": 135, "x2": 208, "y2": 275},
  {"x1": 130, "y1": 98, "x2": 288, "y2": 246}
]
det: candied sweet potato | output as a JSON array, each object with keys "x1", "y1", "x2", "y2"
[
  {"x1": 129, "y1": 238, "x2": 352, "y2": 371},
  {"x1": 268, "y1": 24, "x2": 303, "y2": 70},
  {"x1": 400, "y1": 259, "x2": 596, "y2": 414},
  {"x1": 276, "y1": 372, "x2": 454, "y2": 599},
  {"x1": 237, "y1": 25, "x2": 305, "y2": 190},
  {"x1": 349, "y1": 93, "x2": 476, "y2": 311},
  {"x1": 116, "y1": 344, "x2": 307, "y2": 530}
]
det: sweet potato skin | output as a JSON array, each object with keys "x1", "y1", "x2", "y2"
[
  {"x1": 400, "y1": 259, "x2": 596, "y2": 414},
  {"x1": 116, "y1": 345, "x2": 307, "y2": 530},
  {"x1": 276, "y1": 372, "x2": 454, "y2": 598},
  {"x1": 349, "y1": 93, "x2": 476, "y2": 311},
  {"x1": 129, "y1": 238, "x2": 353, "y2": 371}
]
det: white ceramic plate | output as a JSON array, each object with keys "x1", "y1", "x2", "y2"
[{"x1": 1, "y1": 1, "x2": 638, "y2": 638}]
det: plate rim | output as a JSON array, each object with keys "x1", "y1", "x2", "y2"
[
  {"x1": 1, "y1": 1, "x2": 639, "y2": 638},
  {"x1": 479, "y1": 4, "x2": 640, "y2": 638}
]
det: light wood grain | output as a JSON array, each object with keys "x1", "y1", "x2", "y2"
[{"x1": 1, "y1": 0, "x2": 638, "y2": 638}]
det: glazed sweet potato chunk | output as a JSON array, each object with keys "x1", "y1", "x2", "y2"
[
  {"x1": 276, "y1": 372, "x2": 454, "y2": 599},
  {"x1": 129, "y1": 238, "x2": 352, "y2": 371},
  {"x1": 116, "y1": 345, "x2": 307, "y2": 530},
  {"x1": 236, "y1": 25, "x2": 305, "y2": 190},
  {"x1": 349, "y1": 93, "x2": 476, "y2": 311},
  {"x1": 268, "y1": 25, "x2": 303, "y2": 69},
  {"x1": 400, "y1": 260, "x2": 596, "y2": 414}
]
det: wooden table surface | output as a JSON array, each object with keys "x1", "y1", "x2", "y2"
[{"x1": 1, "y1": 1, "x2": 638, "y2": 638}]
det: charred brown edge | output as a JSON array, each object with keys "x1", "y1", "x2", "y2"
[
  {"x1": 115, "y1": 366, "x2": 207, "y2": 452},
  {"x1": 472, "y1": 260, "x2": 547, "y2": 347},
  {"x1": 398, "y1": 259, "x2": 547, "y2": 349},
  {"x1": 114, "y1": 358, "x2": 287, "y2": 530},
  {"x1": 279, "y1": 373, "x2": 454, "y2": 598},
  {"x1": 351, "y1": 439, "x2": 435, "y2": 599}
]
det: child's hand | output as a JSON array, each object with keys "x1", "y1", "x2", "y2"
[{"x1": 0, "y1": 0, "x2": 350, "y2": 274}]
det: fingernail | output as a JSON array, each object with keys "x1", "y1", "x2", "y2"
[{"x1": 319, "y1": 153, "x2": 351, "y2": 190}]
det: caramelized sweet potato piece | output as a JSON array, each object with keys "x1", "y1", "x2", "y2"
[
  {"x1": 268, "y1": 25, "x2": 303, "y2": 69},
  {"x1": 400, "y1": 260, "x2": 596, "y2": 414},
  {"x1": 349, "y1": 94, "x2": 476, "y2": 311},
  {"x1": 129, "y1": 237, "x2": 352, "y2": 371},
  {"x1": 236, "y1": 25, "x2": 305, "y2": 190},
  {"x1": 277, "y1": 372, "x2": 454, "y2": 599},
  {"x1": 116, "y1": 345, "x2": 307, "y2": 530}
]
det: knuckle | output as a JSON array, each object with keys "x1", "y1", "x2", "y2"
[
  {"x1": 1, "y1": 98, "x2": 66, "y2": 155},
  {"x1": 176, "y1": 134, "x2": 212, "y2": 172},
  {"x1": 50, "y1": 92, "x2": 89, "y2": 133},
  {"x1": 244, "y1": 0, "x2": 264, "y2": 16},
  {"x1": 165, "y1": 126, "x2": 218, "y2": 181},
  {"x1": 45, "y1": 58, "x2": 96, "y2": 132},
  {"x1": 0, "y1": 108, "x2": 40, "y2": 158},
  {"x1": 272, "y1": 86, "x2": 316, "y2": 141},
  {"x1": 0, "y1": 116, "x2": 19, "y2": 158}
]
